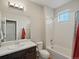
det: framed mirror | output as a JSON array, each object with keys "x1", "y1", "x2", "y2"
[{"x1": 1, "y1": 13, "x2": 31, "y2": 42}]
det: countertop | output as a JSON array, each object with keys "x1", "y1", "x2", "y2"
[{"x1": 0, "y1": 39, "x2": 37, "y2": 57}]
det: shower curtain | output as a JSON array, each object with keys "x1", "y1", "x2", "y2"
[
  {"x1": 73, "y1": 24, "x2": 79, "y2": 59},
  {"x1": 73, "y1": 11, "x2": 79, "y2": 59}
]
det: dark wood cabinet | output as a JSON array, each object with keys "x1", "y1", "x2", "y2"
[{"x1": 0, "y1": 46, "x2": 36, "y2": 59}]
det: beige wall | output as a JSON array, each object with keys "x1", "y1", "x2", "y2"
[
  {"x1": 54, "y1": 0, "x2": 79, "y2": 57},
  {"x1": 0, "y1": 0, "x2": 45, "y2": 42}
]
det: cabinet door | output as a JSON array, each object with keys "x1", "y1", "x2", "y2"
[
  {"x1": 26, "y1": 47, "x2": 36, "y2": 59},
  {"x1": 10, "y1": 51, "x2": 25, "y2": 59},
  {"x1": 0, "y1": 55, "x2": 9, "y2": 59},
  {"x1": 24, "y1": 54, "x2": 35, "y2": 59},
  {"x1": 25, "y1": 51, "x2": 36, "y2": 59},
  {"x1": 12, "y1": 56, "x2": 23, "y2": 59}
]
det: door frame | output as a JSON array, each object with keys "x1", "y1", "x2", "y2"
[{"x1": 6, "y1": 20, "x2": 17, "y2": 40}]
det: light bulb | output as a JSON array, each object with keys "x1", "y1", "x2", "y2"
[
  {"x1": 15, "y1": 4, "x2": 19, "y2": 8},
  {"x1": 8, "y1": 2, "x2": 14, "y2": 7},
  {"x1": 19, "y1": 5, "x2": 24, "y2": 9}
]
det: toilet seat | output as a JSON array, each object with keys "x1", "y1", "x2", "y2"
[{"x1": 39, "y1": 50, "x2": 50, "y2": 59}]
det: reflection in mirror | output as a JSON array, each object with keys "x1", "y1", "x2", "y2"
[
  {"x1": 6, "y1": 20, "x2": 16, "y2": 41},
  {"x1": 0, "y1": 28, "x2": 3, "y2": 41},
  {"x1": 1, "y1": 21, "x2": 5, "y2": 42},
  {"x1": 17, "y1": 17, "x2": 31, "y2": 40}
]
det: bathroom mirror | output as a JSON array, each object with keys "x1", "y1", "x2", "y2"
[{"x1": 1, "y1": 14, "x2": 31, "y2": 42}]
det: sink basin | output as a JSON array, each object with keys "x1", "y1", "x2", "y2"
[
  {"x1": 0, "y1": 47, "x2": 6, "y2": 51},
  {"x1": 6, "y1": 45, "x2": 18, "y2": 50},
  {"x1": 6, "y1": 43, "x2": 27, "y2": 50},
  {"x1": 0, "y1": 47, "x2": 9, "y2": 54}
]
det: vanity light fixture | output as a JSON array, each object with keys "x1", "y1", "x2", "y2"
[{"x1": 8, "y1": 2, "x2": 24, "y2": 11}]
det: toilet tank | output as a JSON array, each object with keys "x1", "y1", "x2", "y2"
[{"x1": 36, "y1": 42, "x2": 43, "y2": 50}]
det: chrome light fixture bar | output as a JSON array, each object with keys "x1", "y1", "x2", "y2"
[{"x1": 8, "y1": 2, "x2": 24, "y2": 11}]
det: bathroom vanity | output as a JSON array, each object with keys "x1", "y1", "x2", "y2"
[
  {"x1": 0, "y1": 46, "x2": 36, "y2": 59},
  {"x1": 0, "y1": 40, "x2": 37, "y2": 59}
]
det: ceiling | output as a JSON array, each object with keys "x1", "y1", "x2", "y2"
[{"x1": 29, "y1": 0, "x2": 72, "y2": 8}]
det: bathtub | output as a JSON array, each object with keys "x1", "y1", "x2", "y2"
[{"x1": 46, "y1": 45, "x2": 72, "y2": 59}]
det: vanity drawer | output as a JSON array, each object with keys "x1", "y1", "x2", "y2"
[
  {"x1": 9, "y1": 50, "x2": 26, "y2": 58},
  {"x1": 0, "y1": 55, "x2": 9, "y2": 59}
]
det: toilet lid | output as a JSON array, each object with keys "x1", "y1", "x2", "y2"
[{"x1": 39, "y1": 50, "x2": 50, "y2": 58}]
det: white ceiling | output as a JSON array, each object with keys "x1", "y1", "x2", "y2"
[{"x1": 29, "y1": 0, "x2": 72, "y2": 8}]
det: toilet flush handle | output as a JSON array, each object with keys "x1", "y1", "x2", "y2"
[
  {"x1": 50, "y1": 40, "x2": 53, "y2": 44},
  {"x1": 50, "y1": 40, "x2": 54, "y2": 48}
]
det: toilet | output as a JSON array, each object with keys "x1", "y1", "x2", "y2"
[{"x1": 36, "y1": 42, "x2": 50, "y2": 59}]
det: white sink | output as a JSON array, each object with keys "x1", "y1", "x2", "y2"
[
  {"x1": 0, "y1": 46, "x2": 9, "y2": 54},
  {"x1": 0, "y1": 47, "x2": 7, "y2": 51},
  {"x1": 6, "y1": 45, "x2": 18, "y2": 50},
  {"x1": 6, "y1": 42, "x2": 28, "y2": 50}
]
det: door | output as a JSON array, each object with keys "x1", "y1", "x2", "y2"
[{"x1": 6, "y1": 20, "x2": 16, "y2": 41}]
